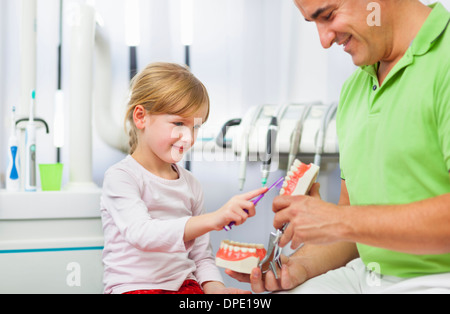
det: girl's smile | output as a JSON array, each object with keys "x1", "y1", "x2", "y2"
[{"x1": 131, "y1": 103, "x2": 208, "y2": 178}]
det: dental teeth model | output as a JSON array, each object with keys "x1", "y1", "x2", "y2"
[
  {"x1": 215, "y1": 240, "x2": 267, "y2": 274},
  {"x1": 216, "y1": 160, "x2": 319, "y2": 274},
  {"x1": 280, "y1": 159, "x2": 320, "y2": 196}
]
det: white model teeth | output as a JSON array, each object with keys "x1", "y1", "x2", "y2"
[
  {"x1": 285, "y1": 163, "x2": 300, "y2": 181},
  {"x1": 219, "y1": 240, "x2": 263, "y2": 253},
  {"x1": 290, "y1": 161, "x2": 301, "y2": 172},
  {"x1": 281, "y1": 161, "x2": 302, "y2": 195}
]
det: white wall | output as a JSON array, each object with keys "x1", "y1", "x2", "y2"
[{"x1": 0, "y1": 1, "x2": 3, "y2": 187}]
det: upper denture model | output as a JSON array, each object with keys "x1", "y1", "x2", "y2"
[{"x1": 280, "y1": 159, "x2": 319, "y2": 196}]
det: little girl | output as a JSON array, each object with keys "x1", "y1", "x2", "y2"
[{"x1": 100, "y1": 62, "x2": 266, "y2": 294}]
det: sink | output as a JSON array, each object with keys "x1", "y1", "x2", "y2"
[{"x1": 0, "y1": 189, "x2": 102, "y2": 220}]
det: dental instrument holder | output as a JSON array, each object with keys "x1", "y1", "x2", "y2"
[{"x1": 227, "y1": 103, "x2": 339, "y2": 169}]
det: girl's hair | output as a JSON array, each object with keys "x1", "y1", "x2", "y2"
[{"x1": 124, "y1": 62, "x2": 210, "y2": 154}]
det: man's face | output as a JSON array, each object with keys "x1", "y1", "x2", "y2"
[{"x1": 294, "y1": 0, "x2": 389, "y2": 66}]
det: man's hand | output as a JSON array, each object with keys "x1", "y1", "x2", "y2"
[
  {"x1": 225, "y1": 255, "x2": 308, "y2": 293},
  {"x1": 272, "y1": 183, "x2": 346, "y2": 249}
]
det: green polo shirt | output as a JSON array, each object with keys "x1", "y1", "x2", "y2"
[{"x1": 337, "y1": 2, "x2": 450, "y2": 278}]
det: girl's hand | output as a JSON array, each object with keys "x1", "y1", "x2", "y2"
[
  {"x1": 211, "y1": 187, "x2": 268, "y2": 231},
  {"x1": 184, "y1": 187, "x2": 267, "y2": 242}
]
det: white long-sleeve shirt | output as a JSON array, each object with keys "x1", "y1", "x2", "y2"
[{"x1": 100, "y1": 155, "x2": 223, "y2": 294}]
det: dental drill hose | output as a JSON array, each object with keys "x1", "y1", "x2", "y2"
[
  {"x1": 314, "y1": 103, "x2": 338, "y2": 170},
  {"x1": 239, "y1": 105, "x2": 263, "y2": 190},
  {"x1": 262, "y1": 116, "x2": 278, "y2": 186},
  {"x1": 287, "y1": 103, "x2": 313, "y2": 172},
  {"x1": 261, "y1": 103, "x2": 289, "y2": 187}
]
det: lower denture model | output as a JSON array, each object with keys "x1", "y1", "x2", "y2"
[
  {"x1": 215, "y1": 240, "x2": 267, "y2": 274},
  {"x1": 216, "y1": 159, "x2": 320, "y2": 274}
]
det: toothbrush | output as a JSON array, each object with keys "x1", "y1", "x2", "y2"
[
  {"x1": 224, "y1": 177, "x2": 285, "y2": 231},
  {"x1": 6, "y1": 106, "x2": 20, "y2": 192},
  {"x1": 25, "y1": 90, "x2": 37, "y2": 192}
]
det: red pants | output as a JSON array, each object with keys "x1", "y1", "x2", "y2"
[{"x1": 123, "y1": 280, "x2": 204, "y2": 295}]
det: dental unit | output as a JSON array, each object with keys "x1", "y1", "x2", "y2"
[{"x1": 216, "y1": 159, "x2": 319, "y2": 277}]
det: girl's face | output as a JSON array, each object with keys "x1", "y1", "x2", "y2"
[{"x1": 133, "y1": 103, "x2": 209, "y2": 165}]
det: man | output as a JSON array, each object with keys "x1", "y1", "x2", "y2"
[{"x1": 228, "y1": 0, "x2": 450, "y2": 293}]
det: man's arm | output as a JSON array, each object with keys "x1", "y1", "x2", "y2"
[
  {"x1": 341, "y1": 192, "x2": 450, "y2": 255},
  {"x1": 274, "y1": 180, "x2": 450, "y2": 255}
]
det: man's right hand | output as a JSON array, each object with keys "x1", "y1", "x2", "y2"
[{"x1": 225, "y1": 254, "x2": 308, "y2": 293}]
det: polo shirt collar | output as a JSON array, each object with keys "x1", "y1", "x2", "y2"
[
  {"x1": 361, "y1": 2, "x2": 450, "y2": 77},
  {"x1": 410, "y1": 2, "x2": 450, "y2": 56}
]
